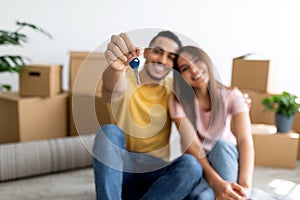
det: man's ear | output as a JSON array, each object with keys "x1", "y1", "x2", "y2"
[{"x1": 143, "y1": 48, "x2": 149, "y2": 58}]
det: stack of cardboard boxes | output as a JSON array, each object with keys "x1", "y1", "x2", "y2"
[
  {"x1": 231, "y1": 55, "x2": 299, "y2": 168},
  {"x1": 0, "y1": 64, "x2": 68, "y2": 144},
  {"x1": 68, "y1": 51, "x2": 112, "y2": 136},
  {"x1": 0, "y1": 52, "x2": 113, "y2": 144}
]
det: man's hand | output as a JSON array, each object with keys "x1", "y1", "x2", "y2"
[
  {"x1": 102, "y1": 33, "x2": 143, "y2": 101},
  {"x1": 105, "y1": 33, "x2": 142, "y2": 71}
]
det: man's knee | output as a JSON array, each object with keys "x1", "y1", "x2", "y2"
[
  {"x1": 95, "y1": 124, "x2": 125, "y2": 144},
  {"x1": 93, "y1": 124, "x2": 126, "y2": 155},
  {"x1": 93, "y1": 124, "x2": 126, "y2": 170}
]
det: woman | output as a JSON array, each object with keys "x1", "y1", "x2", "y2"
[{"x1": 169, "y1": 46, "x2": 254, "y2": 200}]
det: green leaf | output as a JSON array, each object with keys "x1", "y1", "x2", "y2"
[
  {"x1": 0, "y1": 21, "x2": 52, "y2": 47},
  {"x1": 0, "y1": 31, "x2": 27, "y2": 46},
  {"x1": 262, "y1": 98, "x2": 271, "y2": 105},
  {"x1": 16, "y1": 21, "x2": 53, "y2": 39},
  {"x1": 0, "y1": 84, "x2": 11, "y2": 92},
  {"x1": 0, "y1": 55, "x2": 29, "y2": 73},
  {"x1": 262, "y1": 91, "x2": 300, "y2": 118},
  {"x1": 281, "y1": 97, "x2": 289, "y2": 107}
]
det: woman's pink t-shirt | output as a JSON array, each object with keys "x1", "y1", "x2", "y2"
[{"x1": 169, "y1": 87, "x2": 249, "y2": 152}]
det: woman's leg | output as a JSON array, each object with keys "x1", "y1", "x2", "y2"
[
  {"x1": 185, "y1": 140, "x2": 239, "y2": 200},
  {"x1": 140, "y1": 154, "x2": 203, "y2": 200},
  {"x1": 207, "y1": 139, "x2": 239, "y2": 182}
]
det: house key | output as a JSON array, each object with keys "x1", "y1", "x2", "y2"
[{"x1": 129, "y1": 58, "x2": 140, "y2": 85}]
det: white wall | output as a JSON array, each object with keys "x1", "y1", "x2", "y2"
[{"x1": 1, "y1": 0, "x2": 299, "y2": 95}]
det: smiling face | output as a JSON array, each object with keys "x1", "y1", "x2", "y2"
[
  {"x1": 143, "y1": 36, "x2": 179, "y2": 81},
  {"x1": 177, "y1": 51, "x2": 210, "y2": 89}
]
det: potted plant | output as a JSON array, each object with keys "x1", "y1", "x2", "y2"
[
  {"x1": 262, "y1": 91, "x2": 300, "y2": 133},
  {"x1": 0, "y1": 21, "x2": 52, "y2": 92}
]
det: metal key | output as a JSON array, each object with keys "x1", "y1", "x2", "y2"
[{"x1": 129, "y1": 58, "x2": 140, "y2": 85}]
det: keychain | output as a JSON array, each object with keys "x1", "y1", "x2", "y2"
[{"x1": 129, "y1": 58, "x2": 140, "y2": 85}]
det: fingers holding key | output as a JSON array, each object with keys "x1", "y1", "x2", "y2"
[
  {"x1": 105, "y1": 33, "x2": 142, "y2": 70},
  {"x1": 110, "y1": 34, "x2": 133, "y2": 58},
  {"x1": 119, "y1": 33, "x2": 139, "y2": 58},
  {"x1": 110, "y1": 34, "x2": 129, "y2": 58},
  {"x1": 107, "y1": 42, "x2": 127, "y2": 63}
]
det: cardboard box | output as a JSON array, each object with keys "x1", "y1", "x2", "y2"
[
  {"x1": 0, "y1": 92, "x2": 68, "y2": 144},
  {"x1": 293, "y1": 112, "x2": 300, "y2": 134},
  {"x1": 293, "y1": 112, "x2": 300, "y2": 159},
  {"x1": 298, "y1": 134, "x2": 300, "y2": 160},
  {"x1": 240, "y1": 89, "x2": 275, "y2": 125},
  {"x1": 69, "y1": 94, "x2": 112, "y2": 136},
  {"x1": 231, "y1": 55, "x2": 278, "y2": 93},
  {"x1": 252, "y1": 124, "x2": 299, "y2": 168},
  {"x1": 20, "y1": 64, "x2": 62, "y2": 97},
  {"x1": 69, "y1": 51, "x2": 107, "y2": 96}
]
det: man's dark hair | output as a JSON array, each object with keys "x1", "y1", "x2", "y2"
[{"x1": 149, "y1": 31, "x2": 182, "y2": 49}]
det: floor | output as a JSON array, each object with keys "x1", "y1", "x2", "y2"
[
  {"x1": 253, "y1": 161, "x2": 300, "y2": 200},
  {"x1": 0, "y1": 161, "x2": 299, "y2": 200}
]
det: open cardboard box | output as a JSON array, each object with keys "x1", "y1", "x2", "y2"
[{"x1": 231, "y1": 54, "x2": 279, "y2": 93}]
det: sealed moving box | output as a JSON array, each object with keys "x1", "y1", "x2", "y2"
[
  {"x1": 231, "y1": 54, "x2": 278, "y2": 93},
  {"x1": 69, "y1": 94, "x2": 112, "y2": 136},
  {"x1": 0, "y1": 92, "x2": 68, "y2": 144},
  {"x1": 69, "y1": 51, "x2": 107, "y2": 96},
  {"x1": 20, "y1": 64, "x2": 62, "y2": 97},
  {"x1": 252, "y1": 124, "x2": 299, "y2": 168},
  {"x1": 240, "y1": 89, "x2": 275, "y2": 125}
]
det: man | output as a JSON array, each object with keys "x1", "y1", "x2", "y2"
[{"x1": 93, "y1": 31, "x2": 202, "y2": 200}]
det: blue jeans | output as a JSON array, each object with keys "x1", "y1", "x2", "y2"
[
  {"x1": 185, "y1": 139, "x2": 239, "y2": 200},
  {"x1": 93, "y1": 124, "x2": 203, "y2": 200}
]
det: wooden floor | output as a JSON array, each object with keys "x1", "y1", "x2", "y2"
[{"x1": 0, "y1": 161, "x2": 299, "y2": 200}]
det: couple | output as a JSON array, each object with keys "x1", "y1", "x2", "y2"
[{"x1": 93, "y1": 31, "x2": 254, "y2": 200}]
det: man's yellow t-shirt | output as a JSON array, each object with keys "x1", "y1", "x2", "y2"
[{"x1": 110, "y1": 71, "x2": 173, "y2": 161}]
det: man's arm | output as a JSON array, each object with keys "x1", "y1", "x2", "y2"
[
  {"x1": 102, "y1": 33, "x2": 142, "y2": 102},
  {"x1": 102, "y1": 66, "x2": 127, "y2": 102}
]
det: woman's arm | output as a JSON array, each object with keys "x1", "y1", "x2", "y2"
[
  {"x1": 231, "y1": 112, "x2": 254, "y2": 197},
  {"x1": 174, "y1": 117, "x2": 247, "y2": 200}
]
